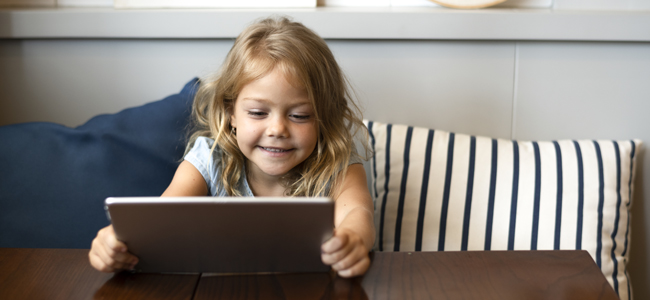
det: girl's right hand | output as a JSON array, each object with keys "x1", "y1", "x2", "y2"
[{"x1": 88, "y1": 225, "x2": 138, "y2": 272}]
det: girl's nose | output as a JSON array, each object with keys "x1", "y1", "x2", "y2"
[{"x1": 266, "y1": 118, "x2": 289, "y2": 138}]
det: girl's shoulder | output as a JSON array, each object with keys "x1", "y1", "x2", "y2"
[
  {"x1": 184, "y1": 136, "x2": 225, "y2": 196},
  {"x1": 185, "y1": 136, "x2": 223, "y2": 166},
  {"x1": 190, "y1": 136, "x2": 222, "y2": 152},
  {"x1": 192, "y1": 136, "x2": 215, "y2": 149}
]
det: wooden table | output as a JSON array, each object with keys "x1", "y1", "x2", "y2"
[{"x1": 0, "y1": 248, "x2": 618, "y2": 300}]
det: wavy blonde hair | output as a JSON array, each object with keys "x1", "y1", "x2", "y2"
[{"x1": 187, "y1": 16, "x2": 368, "y2": 197}]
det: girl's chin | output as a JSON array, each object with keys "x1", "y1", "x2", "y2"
[
  {"x1": 245, "y1": 156, "x2": 306, "y2": 179},
  {"x1": 248, "y1": 164, "x2": 294, "y2": 178},
  {"x1": 260, "y1": 167, "x2": 293, "y2": 177}
]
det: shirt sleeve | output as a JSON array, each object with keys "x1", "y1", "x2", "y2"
[
  {"x1": 183, "y1": 136, "x2": 219, "y2": 195},
  {"x1": 349, "y1": 153, "x2": 363, "y2": 165},
  {"x1": 349, "y1": 142, "x2": 365, "y2": 165}
]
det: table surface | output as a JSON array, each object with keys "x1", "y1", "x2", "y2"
[{"x1": 0, "y1": 248, "x2": 618, "y2": 300}]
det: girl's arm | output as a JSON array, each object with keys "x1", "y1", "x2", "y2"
[
  {"x1": 162, "y1": 161, "x2": 209, "y2": 197},
  {"x1": 89, "y1": 161, "x2": 207, "y2": 272},
  {"x1": 321, "y1": 163, "x2": 376, "y2": 277}
]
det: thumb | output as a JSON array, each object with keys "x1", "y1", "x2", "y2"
[{"x1": 323, "y1": 230, "x2": 350, "y2": 253}]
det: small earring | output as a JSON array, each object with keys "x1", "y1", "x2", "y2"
[{"x1": 231, "y1": 127, "x2": 237, "y2": 134}]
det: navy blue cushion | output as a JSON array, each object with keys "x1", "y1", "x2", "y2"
[{"x1": 0, "y1": 78, "x2": 199, "y2": 248}]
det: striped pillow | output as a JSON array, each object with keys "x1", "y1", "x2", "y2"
[{"x1": 365, "y1": 120, "x2": 641, "y2": 300}]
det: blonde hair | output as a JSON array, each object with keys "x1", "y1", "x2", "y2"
[{"x1": 187, "y1": 16, "x2": 368, "y2": 197}]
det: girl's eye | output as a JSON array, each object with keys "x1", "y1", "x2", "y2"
[
  {"x1": 247, "y1": 111, "x2": 267, "y2": 117},
  {"x1": 290, "y1": 114, "x2": 311, "y2": 120}
]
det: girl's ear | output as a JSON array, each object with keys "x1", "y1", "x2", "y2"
[
  {"x1": 230, "y1": 114, "x2": 237, "y2": 129},
  {"x1": 229, "y1": 104, "x2": 237, "y2": 129}
]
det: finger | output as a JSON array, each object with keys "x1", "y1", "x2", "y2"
[
  {"x1": 89, "y1": 242, "x2": 111, "y2": 272},
  {"x1": 90, "y1": 226, "x2": 132, "y2": 272},
  {"x1": 96, "y1": 247, "x2": 137, "y2": 272},
  {"x1": 93, "y1": 233, "x2": 138, "y2": 271},
  {"x1": 93, "y1": 238, "x2": 125, "y2": 271},
  {"x1": 321, "y1": 237, "x2": 342, "y2": 254},
  {"x1": 90, "y1": 249, "x2": 134, "y2": 273},
  {"x1": 89, "y1": 251, "x2": 115, "y2": 273},
  {"x1": 101, "y1": 226, "x2": 128, "y2": 254},
  {"x1": 331, "y1": 245, "x2": 367, "y2": 272},
  {"x1": 110, "y1": 251, "x2": 138, "y2": 270},
  {"x1": 100, "y1": 226, "x2": 139, "y2": 266},
  {"x1": 104, "y1": 245, "x2": 138, "y2": 266},
  {"x1": 337, "y1": 255, "x2": 370, "y2": 278},
  {"x1": 90, "y1": 238, "x2": 118, "y2": 272},
  {"x1": 322, "y1": 232, "x2": 349, "y2": 253},
  {"x1": 321, "y1": 244, "x2": 353, "y2": 265}
]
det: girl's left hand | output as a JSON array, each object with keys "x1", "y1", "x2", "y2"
[{"x1": 321, "y1": 228, "x2": 371, "y2": 278}]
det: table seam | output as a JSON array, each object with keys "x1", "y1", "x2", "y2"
[{"x1": 190, "y1": 273, "x2": 202, "y2": 300}]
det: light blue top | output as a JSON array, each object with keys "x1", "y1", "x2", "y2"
[{"x1": 183, "y1": 136, "x2": 361, "y2": 196}]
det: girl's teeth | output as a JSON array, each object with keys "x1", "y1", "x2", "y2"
[{"x1": 263, "y1": 147, "x2": 287, "y2": 153}]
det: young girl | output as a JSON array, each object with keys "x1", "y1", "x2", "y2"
[{"x1": 89, "y1": 16, "x2": 375, "y2": 278}]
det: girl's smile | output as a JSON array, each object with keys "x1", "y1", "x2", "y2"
[
  {"x1": 230, "y1": 67, "x2": 318, "y2": 182},
  {"x1": 258, "y1": 146, "x2": 294, "y2": 155}
]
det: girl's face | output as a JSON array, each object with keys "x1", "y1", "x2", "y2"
[{"x1": 230, "y1": 67, "x2": 318, "y2": 181}]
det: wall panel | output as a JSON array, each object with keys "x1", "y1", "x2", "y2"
[
  {"x1": 331, "y1": 40, "x2": 515, "y2": 138},
  {"x1": 513, "y1": 41, "x2": 650, "y2": 299},
  {"x1": 0, "y1": 39, "x2": 233, "y2": 127}
]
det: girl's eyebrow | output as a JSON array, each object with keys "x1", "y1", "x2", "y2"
[
  {"x1": 240, "y1": 97, "x2": 269, "y2": 103},
  {"x1": 241, "y1": 97, "x2": 312, "y2": 108}
]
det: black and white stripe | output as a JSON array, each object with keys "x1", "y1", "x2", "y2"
[{"x1": 365, "y1": 120, "x2": 640, "y2": 300}]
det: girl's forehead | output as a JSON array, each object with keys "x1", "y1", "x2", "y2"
[
  {"x1": 267, "y1": 62, "x2": 304, "y2": 88},
  {"x1": 241, "y1": 63, "x2": 308, "y2": 94},
  {"x1": 234, "y1": 67, "x2": 314, "y2": 107}
]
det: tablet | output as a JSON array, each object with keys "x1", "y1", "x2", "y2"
[{"x1": 104, "y1": 197, "x2": 334, "y2": 274}]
